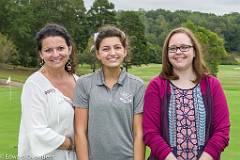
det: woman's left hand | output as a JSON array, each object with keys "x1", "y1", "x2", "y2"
[{"x1": 199, "y1": 151, "x2": 213, "y2": 160}]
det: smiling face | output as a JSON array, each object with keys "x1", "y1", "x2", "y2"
[
  {"x1": 168, "y1": 33, "x2": 195, "y2": 72},
  {"x1": 40, "y1": 36, "x2": 72, "y2": 71},
  {"x1": 96, "y1": 36, "x2": 127, "y2": 69}
]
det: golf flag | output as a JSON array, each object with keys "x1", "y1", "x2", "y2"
[{"x1": 6, "y1": 76, "x2": 11, "y2": 84}]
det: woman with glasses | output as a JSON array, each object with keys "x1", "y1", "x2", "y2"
[
  {"x1": 143, "y1": 27, "x2": 230, "y2": 160},
  {"x1": 73, "y1": 25, "x2": 145, "y2": 160},
  {"x1": 18, "y1": 23, "x2": 77, "y2": 160}
]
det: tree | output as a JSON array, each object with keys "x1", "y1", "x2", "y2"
[
  {"x1": 6, "y1": 1, "x2": 36, "y2": 66},
  {"x1": 0, "y1": 33, "x2": 18, "y2": 64},
  {"x1": 3, "y1": 0, "x2": 89, "y2": 67},
  {"x1": 184, "y1": 21, "x2": 228, "y2": 75},
  {"x1": 0, "y1": 0, "x2": 16, "y2": 34},
  {"x1": 79, "y1": 36, "x2": 98, "y2": 71},
  {"x1": 87, "y1": 0, "x2": 117, "y2": 33},
  {"x1": 222, "y1": 13, "x2": 240, "y2": 52},
  {"x1": 147, "y1": 43, "x2": 162, "y2": 63},
  {"x1": 118, "y1": 11, "x2": 149, "y2": 66},
  {"x1": 78, "y1": 0, "x2": 117, "y2": 69},
  {"x1": 1, "y1": 3, "x2": 239, "y2": 67},
  {"x1": 31, "y1": 0, "x2": 89, "y2": 65}
]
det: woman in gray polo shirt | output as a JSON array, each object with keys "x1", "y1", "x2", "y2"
[{"x1": 73, "y1": 25, "x2": 145, "y2": 160}]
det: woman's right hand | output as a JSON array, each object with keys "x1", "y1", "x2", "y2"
[
  {"x1": 59, "y1": 137, "x2": 74, "y2": 150},
  {"x1": 67, "y1": 137, "x2": 74, "y2": 150}
]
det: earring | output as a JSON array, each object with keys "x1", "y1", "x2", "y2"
[
  {"x1": 40, "y1": 59, "x2": 45, "y2": 66},
  {"x1": 66, "y1": 59, "x2": 72, "y2": 72}
]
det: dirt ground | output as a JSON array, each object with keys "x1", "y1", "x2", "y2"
[{"x1": 0, "y1": 79, "x2": 23, "y2": 87}]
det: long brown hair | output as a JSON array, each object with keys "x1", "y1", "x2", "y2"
[{"x1": 160, "y1": 27, "x2": 209, "y2": 83}]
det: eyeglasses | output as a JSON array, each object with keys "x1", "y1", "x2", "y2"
[{"x1": 168, "y1": 45, "x2": 193, "y2": 53}]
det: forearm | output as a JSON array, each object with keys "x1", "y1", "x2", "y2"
[
  {"x1": 133, "y1": 113, "x2": 145, "y2": 160},
  {"x1": 74, "y1": 107, "x2": 89, "y2": 160},
  {"x1": 75, "y1": 133, "x2": 89, "y2": 160},
  {"x1": 133, "y1": 135, "x2": 145, "y2": 160}
]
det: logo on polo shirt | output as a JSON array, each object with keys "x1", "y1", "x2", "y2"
[{"x1": 119, "y1": 91, "x2": 133, "y2": 103}]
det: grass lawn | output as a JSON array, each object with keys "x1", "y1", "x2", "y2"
[
  {"x1": 0, "y1": 87, "x2": 21, "y2": 159},
  {"x1": 0, "y1": 64, "x2": 239, "y2": 159},
  {"x1": 217, "y1": 65, "x2": 240, "y2": 159}
]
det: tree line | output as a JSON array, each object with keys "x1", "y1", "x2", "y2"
[{"x1": 0, "y1": 0, "x2": 239, "y2": 75}]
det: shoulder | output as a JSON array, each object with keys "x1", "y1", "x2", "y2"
[
  {"x1": 145, "y1": 75, "x2": 167, "y2": 95},
  {"x1": 126, "y1": 73, "x2": 144, "y2": 86},
  {"x1": 148, "y1": 75, "x2": 166, "y2": 88},
  {"x1": 75, "y1": 72, "x2": 98, "y2": 93},
  {"x1": 22, "y1": 71, "x2": 47, "y2": 96},
  {"x1": 206, "y1": 75, "x2": 221, "y2": 83},
  {"x1": 200, "y1": 75, "x2": 223, "y2": 94},
  {"x1": 25, "y1": 71, "x2": 41, "y2": 81},
  {"x1": 150, "y1": 75, "x2": 165, "y2": 83},
  {"x1": 204, "y1": 75, "x2": 222, "y2": 88},
  {"x1": 23, "y1": 71, "x2": 44, "y2": 88},
  {"x1": 76, "y1": 72, "x2": 96, "y2": 84}
]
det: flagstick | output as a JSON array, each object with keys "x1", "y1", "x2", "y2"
[
  {"x1": 6, "y1": 76, "x2": 12, "y2": 103},
  {"x1": 9, "y1": 83, "x2": 12, "y2": 103}
]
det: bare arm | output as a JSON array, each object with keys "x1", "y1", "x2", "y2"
[
  {"x1": 75, "y1": 107, "x2": 89, "y2": 160},
  {"x1": 133, "y1": 114, "x2": 145, "y2": 160}
]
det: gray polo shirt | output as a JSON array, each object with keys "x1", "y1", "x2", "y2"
[{"x1": 73, "y1": 68, "x2": 145, "y2": 160}]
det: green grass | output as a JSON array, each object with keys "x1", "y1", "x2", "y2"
[
  {"x1": 0, "y1": 64, "x2": 239, "y2": 159},
  {"x1": 218, "y1": 65, "x2": 240, "y2": 90},
  {"x1": 0, "y1": 87, "x2": 21, "y2": 158},
  {"x1": 216, "y1": 65, "x2": 240, "y2": 159},
  {"x1": 129, "y1": 64, "x2": 162, "y2": 85},
  {"x1": 221, "y1": 90, "x2": 240, "y2": 159},
  {"x1": 217, "y1": 65, "x2": 240, "y2": 159}
]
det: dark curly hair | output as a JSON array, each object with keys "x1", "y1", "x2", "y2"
[{"x1": 36, "y1": 23, "x2": 77, "y2": 73}]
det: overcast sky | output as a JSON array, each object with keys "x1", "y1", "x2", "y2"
[{"x1": 84, "y1": 0, "x2": 240, "y2": 15}]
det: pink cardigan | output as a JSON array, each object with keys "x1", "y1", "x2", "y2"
[{"x1": 143, "y1": 75, "x2": 230, "y2": 160}]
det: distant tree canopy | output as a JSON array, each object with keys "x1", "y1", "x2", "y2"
[
  {"x1": 0, "y1": 0, "x2": 89, "y2": 67},
  {"x1": 78, "y1": 0, "x2": 117, "y2": 66},
  {"x1": 0, "y1": 33, "x2": 18, "y2": 64},
  {"x1": 87, "y1": 0, "x2": 117, "y2": 32},
  {"x1": 118, "y1": 11, "x2": 149, "y2": 66},
  {"x1": 184, "y1": 21, "x2": 227, "y2": 75},
  {"x1": 0, "y1": 0, "x2": 239, "y2": 75}
]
